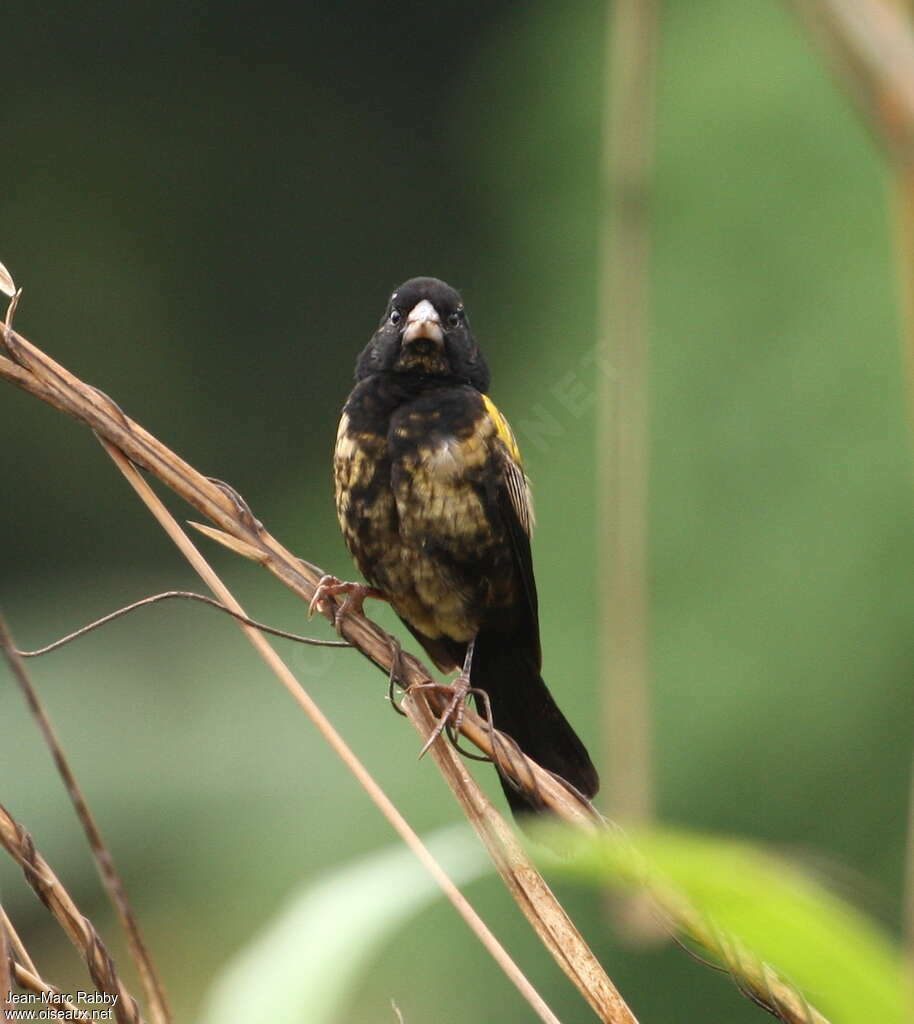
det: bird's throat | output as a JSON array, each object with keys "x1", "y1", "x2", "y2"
[{"x1": 394, "y1": 342, "x2": 450, "y2": 377}]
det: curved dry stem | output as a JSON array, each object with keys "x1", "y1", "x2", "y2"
[
  {"x1": 4, "y1": 896, "x2": 106, "y2": 1019},
  {"x1": 0, "y1": 616, "x2": 171, "y2": 1024},
  {"x1": 0, "y1": 804, "x2": 145, "y2": 1024},
  {"x1": 790, "y1": 0, "x2": 914, "y2": 162},
  {"x1": 1, "y1": 910, "x2": 11, "y2": 1018},
  {"x1": 14, "y1": 589, "x2": 350, "y2": 658},
  {"x1": 11, "y1": 964, "x2": 92, "y2": 1021},
  {"x1": 1, "y1": 909, "x2": 91, "y2": 1023}
]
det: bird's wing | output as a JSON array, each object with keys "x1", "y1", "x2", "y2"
[
  {"x1": 481, "y1": 393, "x2": 535, "y2": 535},
  {"x1": 481, "y1": 394, "x2": 541, "y2": 667}
]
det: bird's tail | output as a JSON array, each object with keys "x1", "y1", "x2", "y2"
[{"x1": 471, "y1": 632, "x2": 599, "y2": 816}]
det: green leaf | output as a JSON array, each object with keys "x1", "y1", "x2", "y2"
[
  {"x1": 196, "y1": 825, "x2": 490, "y2": 1024},
  {"x1": 534, "y1": 824, "x2": 911, "y2": 1024}
]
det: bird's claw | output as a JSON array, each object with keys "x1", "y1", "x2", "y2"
[
  {"x1": 411, "y1": 674, "x2": 479, "y2": 758},
  {"x1": 307, "y1": 575, "x2": 386, "y2": 629}
]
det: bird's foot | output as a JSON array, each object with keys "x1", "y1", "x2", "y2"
[
  {"x1": 307, "y1": 575, "x2": 387, "y2": 629},
  {"x1": 411, "y1": 673, "x2": 488, "y2": 758}
]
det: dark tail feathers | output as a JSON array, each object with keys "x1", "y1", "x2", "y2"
[{"x1": 472, "y1": 633, "x2": 599, "y2": 816}]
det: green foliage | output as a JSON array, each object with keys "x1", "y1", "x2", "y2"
[
  {"x1": 535, "y1": 823, "x2": 911, "y2": 1024},
  {"x1": 198, "y1": 820, "x2": 912, "y2": 1024},
  {"x1": 196, "y1": 826, "x2": 490, "y2": 1024}
]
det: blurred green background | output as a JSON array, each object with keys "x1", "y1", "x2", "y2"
[{"x1": 1, "y1": 1, "x2": 911, "y2": 1021}]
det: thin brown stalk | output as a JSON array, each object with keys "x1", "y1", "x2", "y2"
[
  {"x1": 1, "y1": 913, "x2": 11, "y2": 1021},
  {"x1": 882, "y1": 2, "x2": 914, "y2": 982},
  {"x1": 0, "y1": 905, "x2": 37, "y2": 976},
  {"x1": 101, "y1": 441, "x2": 568, "y2": 1024},
  {"x1": 10, "y1": 963, "x2": 93, "y2": 1021},
  {"x1": 1, "y1": 908, "x2": 91, "y2": 1022},
  {"x1": 403, "y1": 692, "x2": 636, "y2": 1023},
  {"x1": 15, "y1": 590, "x2": 349, "y2": 658},
  {"x1": 789, "y1": 0, "x2": 914, "y2": 163},
  {"x1": 598, "y1": 0, "x2": 657, "y2": 830},
  {"x1": 895, "y1": 130, "x2": 914, "y2": 1022},
  {"x1": 0, "y1": 306, "x2": 835, "y2": 1021},
  {"x1": 0, "y1": 616, "x2": 171, "y2": 1024},
  {"x1": 0, "y1": 803, "x2": 144, "y2": 1024},
  {"x1": 667, "y1": 902, "x2": 828, "y2": 1024}
]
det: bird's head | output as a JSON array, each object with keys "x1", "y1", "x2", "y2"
[{"x1": 355, "y1": 277, "x2": 490, "y2": 392}]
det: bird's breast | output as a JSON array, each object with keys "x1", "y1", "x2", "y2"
[
  {"x1": 333, "y1": 411, "x2": 397, "y2": 566},
  {"x1": 333, "y1": 383, "x2": 518, "y2": 643}
]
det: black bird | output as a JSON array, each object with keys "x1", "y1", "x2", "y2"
[{"x1": 317, "y1": 276, "x2": 599, "y2": 815}]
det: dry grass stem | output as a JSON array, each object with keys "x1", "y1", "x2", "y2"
[
  {"x1": 0, "y1": 903, "x2": 38, "y2": 976},
  {"x1": 667, "y1": 899, "x2": 829, "y2": 1024},
  {"x1": 880, "y1": 0, "x2": 914, "y2": 985},
  {"x1": 0, "y1": 616, "x2": 171, "y2": 1024},
  {"x1": 2, "y1": 903, "x2": 92, "y2": 1018},
  {"x1": 403, "y1": 692, "x2": 637, "y2": 1024},
  {"x1": 789, "y1": 0, "x2": 914, "y2": 162},
  {"x1": 0, "y1": 261, "x2": 15, "y2": 298},
  {"x1": 15, "y1": 590, "x2": 349, "y2": 658},
  {"x1": 9, "y1": 962, "x2": 91, "y2": 1021},
  {"x1": 102, "y1": 441, "x2": 569, "y2": 1024},
  {"x1": 1, "y1": 912, "x2": 11, "y2": 1019},
  {"x1": 599, "y1": 0, "x2": 657, "y2": 836},
  {"x1": 187, "y1": 521, "x2": 266, "y2": 561},
  {"x1": 0, "y1": 804, "x2": 144, "y2": 1024}
]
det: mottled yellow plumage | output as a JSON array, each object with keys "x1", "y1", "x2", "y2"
[
  {"x1": 334, "y1": 392, "x2": 517, "y2": 646},
  {"x1": 482, "y1": 393, "x2": 523, "y2": 464}
]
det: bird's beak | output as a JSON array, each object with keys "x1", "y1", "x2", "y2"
[{"x1": 402, "y1": 299, "x2": 444, "y2": 346}]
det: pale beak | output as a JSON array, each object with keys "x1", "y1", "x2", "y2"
[{"x1": 402, "y1": 299, "x2": 444, "y2": 345}]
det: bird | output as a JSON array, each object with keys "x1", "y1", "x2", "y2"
[{"x1": 315, "y1": 276, "x2": 599, "y2": 816}]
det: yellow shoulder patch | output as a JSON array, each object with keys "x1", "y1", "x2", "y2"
[{"x1": 481, "y1": 394, "x2": 523, "y2": 465}]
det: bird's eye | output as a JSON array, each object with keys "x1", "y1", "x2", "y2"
[
  {"x1": 389, "y1": 309, "x2": 402, "y2": 325},
  {"x1": 448, "y1": 311, "x2": 461, "y2": 328}
]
